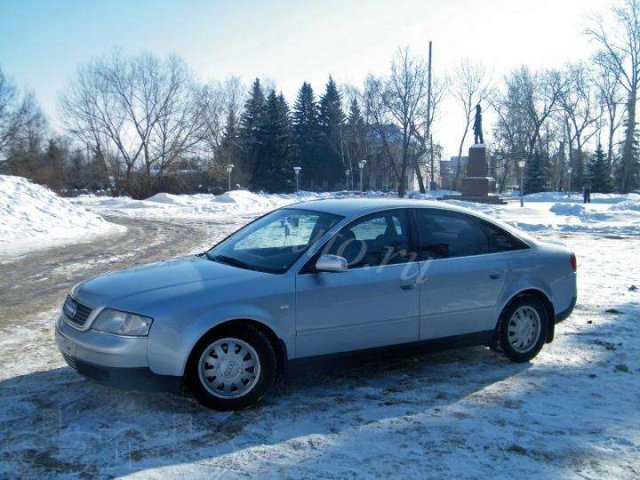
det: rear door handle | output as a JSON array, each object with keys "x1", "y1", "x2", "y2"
[
  {"x1": 400, "y1": 281, "x2": 416, "y2": 290},
  {"x1": 489, "y1": 272, "x2": 502, "y2": 280}
]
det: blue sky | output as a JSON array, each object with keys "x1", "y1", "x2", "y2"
[{"x1": 0, "y1": 0, "x2": 612, "y2": 155}]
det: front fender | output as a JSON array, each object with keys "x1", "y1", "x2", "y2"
[{"x1": 147, "y1": 300, "x2": 295, "y2": 377}]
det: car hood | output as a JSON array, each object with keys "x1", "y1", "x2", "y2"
[{"x1": 74, "y1": 255, "x2": 272, "y2": 309}]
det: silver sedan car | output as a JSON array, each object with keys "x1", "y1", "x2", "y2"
[{"x1": 56, "y1": 199, "x2": 577, "y2": 410}]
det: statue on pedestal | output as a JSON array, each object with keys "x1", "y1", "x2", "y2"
[
  {"x1": 473, "y1": 104, "x2": 484, "y2": 145},
  {"x1": 442, "y1": 102, "x2": 505, "y2": 203}
]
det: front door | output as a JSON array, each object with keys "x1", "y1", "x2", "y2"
[{"x1": 295, "y1": 209, "x2": 420, "y2": 358}]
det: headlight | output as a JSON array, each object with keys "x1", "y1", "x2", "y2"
[{"x1": 92, "y1": 309, "x2": 153, "y2": 336}]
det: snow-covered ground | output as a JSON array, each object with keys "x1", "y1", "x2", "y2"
[
  {"x1": 1, "y1": 231, "x2": 638, "y2": 478},
  {"x1": 1, "y1": 180, "x2": 639, "y2": 478},
  {"x1": 0, "y1": 176, "x2": 126, "y2": 260}
]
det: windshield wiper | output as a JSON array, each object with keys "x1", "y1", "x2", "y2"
[{"x1": 210, "y1": 254, "x2": 255, "y2": 271}]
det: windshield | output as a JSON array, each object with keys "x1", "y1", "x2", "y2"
[{"x1": 207, "y1": 208, "x2": 343, "y2": 273}]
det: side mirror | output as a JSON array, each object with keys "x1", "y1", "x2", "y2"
[{"x1": 315, "y1": 254, "x2": 348, "y2": 273}]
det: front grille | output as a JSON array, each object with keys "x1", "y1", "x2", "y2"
[{"x1": 63, "y1": 296, "x2": 93, "y2": 327}]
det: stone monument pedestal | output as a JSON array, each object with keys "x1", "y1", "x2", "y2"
[{"x1": 442, "y1": 144, "x2": 506, "y2": 204}]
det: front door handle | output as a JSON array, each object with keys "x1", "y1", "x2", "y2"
[{"x1": 489, "y1": 271, "x2": 502, "y2": 280}]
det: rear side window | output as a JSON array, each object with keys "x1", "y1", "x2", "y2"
[
  {"x1": 478, "y1": 220, "x2": 529, "y2": 253},
  {"x1": 414, "y1": 209, "x2": 489, "y2": 259}
]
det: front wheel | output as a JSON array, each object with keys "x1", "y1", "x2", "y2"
[
  {"x1": 499, "y1": 295, "x2": 549, "y2": 363},
  {"x1": 186, "y1": 325, "x2": 277, "y2": 410}
]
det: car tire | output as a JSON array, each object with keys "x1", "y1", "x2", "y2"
[
  {"x1": 186, "y1": 325, "x2": 277, "y2": 410},
  {"x1": 499, "y1": 294, "x2": 549, "y2": 363}
]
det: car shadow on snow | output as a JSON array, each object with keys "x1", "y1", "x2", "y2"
[{"x1": 0, "y1": 345, "x2": 535, "y2": 478}]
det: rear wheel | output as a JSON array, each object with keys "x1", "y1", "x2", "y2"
[
  {"x1": 186, "y1": 325, "x2": 277, "y2": 410},
  {"x1": 499, "y1": 295, "x2": 549, "y2": 362}
]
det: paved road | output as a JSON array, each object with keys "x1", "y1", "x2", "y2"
[{"x1": 0, "y1": 217, "x2": 211, "y2": 331}]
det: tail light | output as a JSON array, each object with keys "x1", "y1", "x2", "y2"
[{"x1": 570, "y1": 253, "x2": 577, "y2": 273}]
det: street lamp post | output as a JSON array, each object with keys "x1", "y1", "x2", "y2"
[
  {"x1": 358, "y1": 160, "x2": 367, "y2": 193},
  {"x1": 226, "y1": 164, "x2": 234, "y2": 192},
  {"x1": 567, "y1": 167, "x2": 573, "y2": 199},
  {"x1": 293, "y1": 166, "x2": 301, "y2": 195},
  {"x1": 345, "y1": 168, "x2": 351, "y2": 191},
  {"x1": 518, "y1": 159, "x2": 526, "y2": 207}
]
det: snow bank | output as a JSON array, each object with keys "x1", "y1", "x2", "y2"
[
  {"x1": 72, "y1": 190, "x2": 332, "y2": 221},
  {"x1": 525, "y1": 191, "x2": 639, "y2": 204},
  {"x1": 549, "y1": 203, "x2": 587, "y2": 216},
  {"x1": 608, "y1": 198, "x2": 640, "y2": 211},
  {"x1": 0, "y1": 175, "x2": 125, "y2": 260}
]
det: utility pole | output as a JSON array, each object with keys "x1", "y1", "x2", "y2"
[{"x1": 426, "y1": 40, "x2": 435, "y2": 191}]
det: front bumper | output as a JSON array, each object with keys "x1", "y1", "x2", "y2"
[{"x1": 55, "y1": 315, "x2": 181, "y2": 392}]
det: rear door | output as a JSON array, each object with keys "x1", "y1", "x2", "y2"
[{"x1": 413, "y1": 209, "x2": 510, "y2": 340}]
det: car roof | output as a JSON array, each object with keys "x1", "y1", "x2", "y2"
[{"x1": 285, "y1": 197, "x2": 472, "y2": 217}]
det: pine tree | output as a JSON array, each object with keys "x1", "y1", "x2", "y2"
[
  {"x1": 318, "y1": 76, "x2": 346, "y2": 189},
  {"x1": 588, "y1": 144, "x2": 613, "y2": 193},
  {"x1": 252, "y1": 91, "x2": 293, "y2": 192},
  {"x1": 292, "y1": 82, "x2": 320, "y2": 189},
  {"x1": 239, "y1": 78, "x2": 267, "y2": 187},
  {"x1": 219, "y1": 109, "x2": 244, "y2": 186},
  {"x1": 524, "y1": 152, "x2": 547, "y2": 194},
  {"x1": 345, "y1": 98, "x2": 366, "y2": 178}
]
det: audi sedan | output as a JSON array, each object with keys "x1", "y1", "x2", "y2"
[{"x1": 56, "y1": 199, "x2": 577, "y2": 410}]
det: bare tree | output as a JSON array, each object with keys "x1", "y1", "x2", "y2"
[
  {"x1": 587, "y1": 0, "x2": 640, "y2": 191},
  {"x1": 491, "y1": 67, "x2": 565, "y2": 191},
  {"x1": 60, "y1": 61, "x2": 124, "y2": 193},
  {"x1": 592, "y1": 52, "x2": 625, "y2": 171},
  {"x1": 451, "y1": 60, "x2": 492, "y2": 188},
  {"x1": 152, "y1": 73, "x2": 208, "y2": 182},
  {"x1": 499, "y1": 67, "x2": 566, "y2": 160},
  {"x1": 491, "y1": 80, "x2": 530, "y2": 192},
  {"x1": 362, "y1": 75, "x2": 396, "y2": 186},
  {"x1": 411, "y1": 75, "x2": 447, "y2": 192},
  {"x1": 0, "y1": 67, "x2": 46, "y2": 162},
  {"x1": 383, "y1": 47, "x2": 428, "y2": 197},
  {"x1": 558, "y1": 64, "x2": 601, "y2": 187},
  {"x1": 202, "y1": 77, "x2": 245, "y2": 161},
  {"x1": 61, "y1": 52, "x2": 206, "y2": 197}
]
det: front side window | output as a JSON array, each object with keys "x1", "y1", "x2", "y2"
[
  {"x1": 208, "y1": 208, "x2": 342, "y2": 273},
  {"x1": 324, "y1": 210, "x2": 411, "y2": 268},
  {"x1": 414, "y1": 209, "x2": 489, "y2": 259}
]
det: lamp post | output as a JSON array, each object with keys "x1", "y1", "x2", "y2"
[
  {"x1": 567, "y1": 167, "x2": 573, "y2": 199},
  {"x1": 293, "y1": 166, "x2": 301, "y2": 195},
  {"x1": 345, "y1": 168, "x2": 351, "y2": 191},
  {"x1": 358, "y1": 160, "x2": 367, "y2": 193},
  {"x1": 226, "y1": 164, "x2": 234, "y2": 192},
  {"x1": 518, "y1": 159, "x2": 526, "y2": 207}
]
